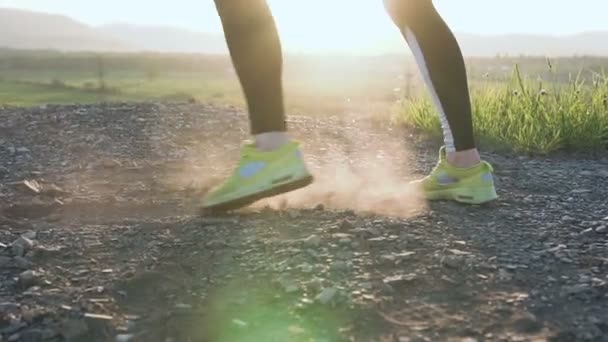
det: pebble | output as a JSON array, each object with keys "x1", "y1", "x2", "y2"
[
  {"x1": 303, "y1": 235, "x2": 321, "y2": 247},
  {"x1": 383, "y1": 274, "x2": 417, "y2": 286},
  {"x1": 11, "y1": 237, "x2": 34, "y2": 257},
  {"x1": 331, "y1": 261, "x2": 348, "y2": 271},
  {"x1": 315, "y1": 287, "x2": 338, "y2": 304},
  {"x1": 0, "y1": 256, "x2": 12, "y2": 267},
  {"x1": 595, "y1": 225, "x2": 607, "y2": 234},
  {"x1": 19, "y1": 270, "x2": 40, "y2": 288},
  {"x1": 442, "y1": 255, "x2": 465, "y2": 269},
  {"x1": 60, "y1": 319, "x2": 89, "y2": 339},
  {"x1": 13, "y1": 256, "x2": 32, "y2": 269},
  {"x1": 0, "y1": 303, "x2": 19, "y2": 314},
  {"x1": 116, "y1": 334, "x2": 135, "y2": 342}
]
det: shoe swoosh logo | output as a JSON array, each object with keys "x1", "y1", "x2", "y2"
[
  {"x1": 436, "y1": 173, "x2": 459, "y2": 186},
  {"x1": 238, "y1": 161, "x2": 267, "y2": 179}
]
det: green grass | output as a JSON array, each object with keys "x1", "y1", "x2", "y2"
[
  {"x1": 398, "y1": 65, "x2": 608, "y2": 154},
  {"x1": 2, "y1": 50, "x2": 608, "y2": 154}
]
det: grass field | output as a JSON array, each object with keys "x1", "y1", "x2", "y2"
[{"x1": 1, "y1": 48, "x2": 607, "y2": 153}]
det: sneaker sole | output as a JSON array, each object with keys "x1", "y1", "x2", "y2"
[
  {"x1": 426, "y1": 186, "x2": 498, "y2": 204},
  {"x1": 201, "y1": 174, "x2": 314, "y2": 214}
]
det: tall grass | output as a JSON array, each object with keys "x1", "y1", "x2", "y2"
[{"x1": 398, "y1": 63, "x2": 608, "y2": 153}]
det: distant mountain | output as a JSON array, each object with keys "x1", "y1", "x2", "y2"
[
  {"x1": 0, "y1": 8, "x2": 128, "y2": 52},
  {"x1": 98, "y1": 23, "x2": 228, "y2": 54},
  {"x1": 456, "y1": 32, "x2": 608, "y2": 57},
  {"x1": 1, "y1": 8, "x2": 608, "y2": 57}
]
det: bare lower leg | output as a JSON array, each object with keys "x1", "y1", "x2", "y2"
[{"x1": 214, "y1": 0, "x2": 290, "y2": 151}]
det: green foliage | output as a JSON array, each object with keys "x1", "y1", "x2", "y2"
[{"x1": 398, "y1": 64, "x2": 608, "y2": 153}]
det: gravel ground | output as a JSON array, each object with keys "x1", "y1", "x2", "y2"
[{"x1": 0, "y1": 102, "x2": 607, "y2": 342}]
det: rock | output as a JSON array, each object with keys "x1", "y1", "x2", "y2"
[
  {"x1": 303, "y1": 235, "x2": 321, "y2": 247},
  {"x1": 561, "y1": 215, "x2": 575, "y2": 223},
  {"x1": 595, "y1": 225, "x2": 607, "y2": 234},
  {"x1": 60, "y1": 318, "x2": 89, "y2": 340},
  {"x1": 331, "y1": 260, "x2": 348, "y2": 271},
  {"x1": 20, "y1": 329, "x2": 43, "y2": 342},
  {"x1": 19, "y1": 270, "x2": 41, "y2": 288},
  {"x1": 513, "y1": 313, "x2": 542, "y2": 333},
  {"x1": 40, "y1": 328, "x2": 58, "y2": 340},
  {"x1": 11, "y1": 236, "x2": 34, "y2": 257},
  {"x1": 498, "y1": 269, "x2": 513, "y2": 281},
  {"x1": 563, "y1": 283, "x2": 591, "y2": 296},
  {"x1": 13, "y1": 256, "x2": 32, "y2": 269},
  {"x1": 232, "y1": 319, "x2": 248, "y2": 328},
  {"x1": 442, "y1": 255, "x2": 465, "y2": 269},
  {"x1": 315, "y1": 288, "x2": 338, "y2": 304},
  {"x1": 21, "y1": 231, "x2": 37, "y2": 240},
  {"x1": 0, "y1": 256, "x2": 12, "y2": 267},
  {"x1": 0, "y1": 302, "x2": 19, "y2": 313},
  {"x1": 116, "y1": 334, "x2": 135, "y2": 342},
  {"x1": 360, "y1": 282, "x2": 373, "y2": 290},
  {"x1": 383, "y1": 274, "x2": 417, "y2": 286},
  {"x1": 339, "y1": 220, "x2": 354, "y2": 231}
]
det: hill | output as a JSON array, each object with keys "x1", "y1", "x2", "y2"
[
  {"x1": 1, "y1": 8, "x2": 608, "y2": 57},
  {"x1": 0, "y1": 8, "x2": 128, "y2": 52},
  {"x1": 98, "y1": 23, "x2": 228, "y2": 54}
]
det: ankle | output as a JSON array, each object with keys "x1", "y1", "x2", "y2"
[
  {"x1": 446, "y1": 148, "x2": 482, "y2": 168},
  {"x1": 255, "y1": 132, "x2": 290, "y2": 151}
]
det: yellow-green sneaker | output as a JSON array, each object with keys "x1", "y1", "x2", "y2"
[
  {"x1": 411, "y1": 146, "x2": 498, "y2": 204},
  {"x1": 201, "y1": 141, "x2": 314, "y2": 213}
]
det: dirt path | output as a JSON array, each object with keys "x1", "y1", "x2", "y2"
[{"x1": 1, "y1": 102, "x2": 607, "y2": 342}]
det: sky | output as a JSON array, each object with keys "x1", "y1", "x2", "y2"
[{"x1": 1, "y1": 0, "x2": 607, "y2": 51}]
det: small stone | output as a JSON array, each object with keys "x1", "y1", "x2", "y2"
[
  {"x1": 174, "y1": 304, "x2": 192, "y2": 310},
  {"x1": 303, "y1": 235, "x2": 321, "y2": 247},
  {"x1": 314, "y1": 204, "x2": 325, "y2": 211},
  {"x1": 339, "y1": 220, "x2": 354, "y2": 230},
  {"x1": 442, "y1": 255, "x2": 464, "y2": 269},
  {"x1": 297, "y1": 263, "x2": 314, "y2": 273},
  {"x1": 383, "y1": 273, "x2": 417, "y2": 286},
  {"x1": 41, "y1": 329, "x2": 58, "y2": 340},
  {"x1": 60, "y1": 319, "x2": 89, "y2": 339},
  {"x1": 331, "y1": 260, "x2": 348, "y2": 271},
  {"x1": 20, "y1": 329, "x2": 42, "y2": 342},
  {"x1": 561, "y1": 215, "x2": 575, "y2": 222},
  {"x1": 13, "y1": 256, "x2": 32, "y2": 269},
  {"x1": 595, "y1": 225, "x2": 607, "y2": 234},
  {"x1": 11, "y1": 237, "x2": 34, "y2": 257},
  {"x1": 563, "y1": 283, "x2": 590, "y2": 295},
  {"x1": 232, "y1": 319, "x2": 248, "y2": 328},
  {"x1": 498, "y1": 269, "x2": 513, "y2": 281},
  {"x1": 21, "y1": 231, "x2": 37, "y2": 240},
  {"x1": 0, "y1": 303, "x2": 19, "y2": 313},
  {"x1": 315, "y1": 288, "x2": 338, "y2": 304},
  {"x1": 116, "y1": 334, "x2": 135, "y2": 342},
  {"x1": 19, "y1": 270, "x2": 41, "y2": 288},
  {"x1": 360, "y1": 282, "x2": 373, "y2": 290},
  {"x1": 0, "y1": 256, "x2": 12, "y2": 267}
]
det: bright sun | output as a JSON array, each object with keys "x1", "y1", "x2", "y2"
[{"x1": 267, "y1": 0, "x2": 403, "y2": 54}]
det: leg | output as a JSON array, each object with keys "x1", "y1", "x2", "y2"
[
  {"x1": 384, "y1": 0, "x2": 480, "y2": 167},
  {"x1": 214, "y1": 0, "x2": 288, "y2": 150},
  {"x1": 203, "y1": 0, "x2": 313, "y2": 212},
  {"x1": 384, "y1": 0, "x2": 498, "y2": 204}
]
